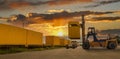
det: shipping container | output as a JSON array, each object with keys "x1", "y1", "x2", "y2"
[
  {"x1": 0, "y1": 24, "x2": 43, "y2": 47},
  {"x1": 64, "y1": 40, "x2": 71, "y2": 46},
  {"x1": 68, "y1": 21, "x2": 80, "y2": 39},
  {"x1": 27, "y1": 30, "x2": 43, "y2": 47},
  {"x1": 45, "y1": 36, "x2": 62, "y2": 46},
  {"x1": 66, "y1": 40, "x2": 71, "y2": 45},
  {"x1": 60, "y1": 38, "x2": 64, "y2": 46},
  {"x1": 0, "y1": 24, "x2": 26, "y2": 46},
  {"x1": 60, "y1": 38, "x2": 71, "y2": 46},
  {"x1": 46, "y1": 36, "x2": 71, "y2": 46}
]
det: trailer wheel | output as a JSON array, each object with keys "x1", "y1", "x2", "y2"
[
  {"x1": 107, "y1": 42, "x2": 117, "y2": 49},
  {"x1": 66, "y1": 45, "x2": 69, "y2": 49},
  {"x1": 82, "y1": 42, "x2": 90, "y2": 50},
  {"x1": 66, "y1": 47, "x2": 69, "y2": 49},
  {"x1": 72, "y1": 46, "x2": 77, "y2": 49}
]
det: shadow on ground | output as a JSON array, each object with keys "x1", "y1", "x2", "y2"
[{"x1": 84, "y1": 46, "x2": 120, "y2": 52}]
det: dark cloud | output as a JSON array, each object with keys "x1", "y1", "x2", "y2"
[
  {"x1": 28, "y1": 11, "x2": 114, "y2": 20},
  {"x1": 99, "y1": 29, "x2": 120, "y2": 35},
  {"x1": 0, "y1": 0, "x2": 11, "y2": 10},
  {"x1": 93, "y1": 16, "x2": 120, "y2": 21},
  {"x1": 84, "y1": 0, "x2": 120, "y2": 8},
  {"x1": 1, "y1": 0, "x2": 120, "y2": 10},
  {"x1": 46, "y1": 0, "x2": 92, "y2": 6},
  {"x1": 0, "y1": 0, "x2": 93, "y2": 10},
  {"x1": 5, "y1": 11, "x2": 114, "y2": 26},
  {"x1": 0, "y1": 0, "x2": 39, "y2": 10},
  {"x1": 0, "y1": 0, "x2": 93, "y2": 5},
  {"x1": 0, "y1": 0, "x2": 5, "y2": 5},
  {"x1": 7, "y1": 14, "x2": 34, "y2": 27},
  {"x1": 4, "y1": 10, "x2": 119, "y2": 27}
]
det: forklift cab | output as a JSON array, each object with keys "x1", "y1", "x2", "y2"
[
  {"x1": 88, "y1": 27, "x2": 96, "y2": 34},
  {"x1": 87, "y1": 27, "x2": 106, "y2": 42}
]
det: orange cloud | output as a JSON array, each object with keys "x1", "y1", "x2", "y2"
[
  {"x1": 0, "y1": 0, "x2": 93, "y2": 10},
  {"x1": 48, "y1": 0, "x2": 93, "y2": 6},
  {"x1": 9, "y1": 2, "x2": 30, "y2": 8},
  {"x1": 48, "y1": 9, "x2": 65, "y2": 13},
  {"x1": 7, "y1": 11, "x2": 115, "y2": 27}
]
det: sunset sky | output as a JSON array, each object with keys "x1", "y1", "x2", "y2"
[{"x1": 0, "y1": 0, "x2": 120, "y2": 36}]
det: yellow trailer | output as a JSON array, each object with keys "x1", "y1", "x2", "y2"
[
  {"x1": 65, "y1": 40, "x2": 71, "y2": 45},
  {"x1": 66, "y1": 40, "x2": 71, "y2": 45},
  {"x1": 60, "y1": 39, "x2": 65, "y2": 46},
  {"x1": 0, "y1": 24, "x2": 26, "y2": 46},
  {"x1": 26, "y1": 30, "x2": 43, "y2": 47},
  {"x1": 0, "y1": 23, "x2": 43, "y2": 47},
  {"x1": 60, "y1": 39, "x2": 71, "y2": 46},
  {"x1": 45, "y1": 36, "x2": 62, "y2": 46}
]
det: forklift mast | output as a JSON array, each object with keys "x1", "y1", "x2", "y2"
[{"x1": 81, "y1": 15, "x2": 85, "y2": 43}]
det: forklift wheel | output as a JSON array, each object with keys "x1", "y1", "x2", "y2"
[
  {"x1": 82, "y1": 42, "x2": 90, "y2": 50},
  {"x1": 107, "y1": 42, "x2": 117, "y2": 49}
]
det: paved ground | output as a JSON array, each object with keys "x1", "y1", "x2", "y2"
[{"x1": 1, "y1": 46, "x2": 120, "y2": 59}]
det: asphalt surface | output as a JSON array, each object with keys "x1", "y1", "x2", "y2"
[{"x1": 1, "y1": 46, "x2": 120, "y2": 59}]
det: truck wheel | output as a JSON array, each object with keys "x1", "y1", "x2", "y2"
[
  {"x1": 107, "y1": 42, "x2": 117, "y2": 49},
  {"x1": 72, "y1": 46, "x2": 77, "y2": 49},
  {"x1": 82, "y1": 42, "x2": 90, "y2": 50},
  {"x1": 72, "y1": 45, "x2": 77, "y2": 49},
  {"x1": 72, "y1": 47, "x2": 75, "y2": 49},
  {"x1": 66, "y1": 45, "x2": 69, "y2": 49},
  {"x1": 66, "y1": 47, "x2": 69, "y2": 49}
]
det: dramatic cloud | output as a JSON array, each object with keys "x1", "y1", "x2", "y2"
[
  {"x1": 6, "y1": 11, "x2": 115, "y2": 26},
  {"x1": 93, "y1": 16, "x2": 120, "y2": 21},
  {"x1": 28, "y1": 11, "x2": 114, "y2": 20},
  {"x1": 7, "y1": 14, "x2": 34, "y2": 27},
  {"x1": 99, "y1": 29, "x2": 120, "y2": 35},
  {"x1": 85, "y1": 0, "x2": 120, "y2": 8},
  {"x1": 0, "y1": 0, "x2": 93, "y2": 10},
  {"x1": 1, "y1": 0, "x2": 119, "y2": 36},
  {"x1": 1, "y1": 0, "x2": 120, "y2": 11},
  {"x1": 46, "y1": 0, "x2": 92, "y2": 6}
]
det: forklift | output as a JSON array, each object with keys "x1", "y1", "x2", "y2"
[
  {"x1": 82, "y1": 27, "x2": 118, "y2": 49},
  {"x1": 68, "y1": 15, "x2": 118, "y2": 49}
]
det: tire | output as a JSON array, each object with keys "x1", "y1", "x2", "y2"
[
  {"x1": 82, "y1": 42, "x2": 90, "y2": 50},
  {"x1": 72, "y1": 46, "x2": 77, "y2": 49},
  {"x1": 72, "y1": 47, "x2": 76, "y2": 49},
  {"x1": 66, "y1": 47, "x2": 69, "y2": 49},
  {"x1": 107, "y1": 42, "x2": 117, "y2": 49},
  {"x1": 72, "y1": 44, "x2": 77, "y2": 49},
  {"x1": 66, "y1": 45, "x2": 69, "y2": 49}
]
